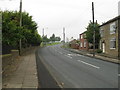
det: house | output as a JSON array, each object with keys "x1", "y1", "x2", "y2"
[
  {"x1": 79, "y1": 32, "x2": 89, "y2": 51},
  {"x1": 69, "y1": 39, "x2": 79, "y2": 49},
  {"x1": 99, "y1": 15, "x2": 120, "y2": 59}
]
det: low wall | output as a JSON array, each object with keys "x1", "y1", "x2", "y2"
[
  {"x1": 2, "y1": 50, "x2": 19, "y2": 76},
  {"x1": 2, "y1": 46, "x2": 38, "y2": 77}
]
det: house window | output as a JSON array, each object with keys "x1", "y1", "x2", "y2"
[
  {"x1": 81, "y1": 35, "x2": 83, "y2": 39},
  {"x1": 110, "y1": 22, "x2": 116, "y2": 34},
  {"x1": 84, "y1": 41, "x2": 86, "y2": 48},
  {"x1": 100, "y1": 29, "x2": 104, "y2": 37},
  {"x1": 110, "y1": 38, "x2": 116, "y2": 49},
  {"x1": 84, "y1": 34, "x2": 86, "y2": 38},
  {"x1": 80, "y1": 42, "x2": 83, "y2": 47}
]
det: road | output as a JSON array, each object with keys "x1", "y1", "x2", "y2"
[{"x1": 36, "y1": 44, "x2": 119, "y2": 88}]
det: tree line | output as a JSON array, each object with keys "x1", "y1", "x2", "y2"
[
  {"x1": 42, "y1": 34, "x2": 61, "y2": 43},
  {"x1": 2, "y1": 10, "x2": 42, "y2": 49}
]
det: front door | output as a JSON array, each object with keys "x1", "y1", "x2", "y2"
[{"x1": 102, "y1": 43, "x2": 105, "y2": 53}]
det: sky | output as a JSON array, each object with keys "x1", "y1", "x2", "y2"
[{"x1": 0, "y1": 0, "x2": 120, "y2": 41}]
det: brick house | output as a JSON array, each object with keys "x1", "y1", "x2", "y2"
[
  {"x1": 79, "y1": 32, "x2": 89, "y2": 51},
  {"x1": 69, "y1": 39, "x2": 79, "y2": 49},
  {"x1": 99, "y1": 15, "x2": 120, "y2": 59}
]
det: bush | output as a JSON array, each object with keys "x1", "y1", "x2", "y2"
[{"x1": 96, "y1": 49, "x2": 102, "y2": 53}]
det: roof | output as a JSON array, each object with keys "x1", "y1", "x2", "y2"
[
  {"x1": 80, "y1": 31, "x2": 87, "y2": 35},
  {"x1": 99, "y1": 15, "x2": 120, "y2": 27}
]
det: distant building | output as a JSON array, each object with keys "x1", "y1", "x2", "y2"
[
  {"x1": 99, "y1": 15, "x2": 120, "y2": 59},
  {"x1": 69, "y1": 39, "x2": 79, "y2": 49},
  {"x1": 79, "y1": 32, "x2": 89, "y2": 51},
  {"x1": 118, "y1": 1, "x2": 120, "y2": 15}
]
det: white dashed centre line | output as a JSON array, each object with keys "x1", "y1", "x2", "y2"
[
  {"x1": 118, "y1": 74, "x2": 120, "y2": 77},
  {"x1": 59, "y1": 52, "x2": 63, "y2": 54},
  {"x1": 78, "y1": 60, "x2": 100, "y2": 69},
  {"x1": 65, "y1": 55, "x2": 72, "y2": 59}
]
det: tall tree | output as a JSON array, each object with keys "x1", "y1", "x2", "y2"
[
  {"x1": 55, "y1": 37, "x2": 61, "y2": 41},
  {"x1": 86, "y1": 22, "x2": 101, "y2": 49},
  {"x1": 50, "y1": 34, "x2": 55, "y2": 42},
  {"x1": 2, "y1": 10, "x2": 42, "y2": 47},
  {"x1": 42, "y1": 35, "x2": 49, "y2": 42}
]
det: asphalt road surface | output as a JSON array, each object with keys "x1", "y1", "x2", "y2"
[{"x1": 36, "y1": 44, "x2": 119, "y2": 88}]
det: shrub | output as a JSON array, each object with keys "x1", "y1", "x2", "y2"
[{"x1": 96, "y1": 49, "x2": 102, "y2": 53}]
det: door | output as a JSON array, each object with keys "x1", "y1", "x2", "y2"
[{"x1": 102, "y1": 43, "x2": 105, "y2": 53}]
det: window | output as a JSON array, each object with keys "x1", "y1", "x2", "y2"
[
  {"x1": 80, "y1": 42, "x2": 83, "y2": 47},
  {"x1": 84, "y1": 41, "x2": 86, "y2": 48},
  {"x1": 110, "y1": 38, "x2": 116, "y2": 49},
  {"x1": 81, "y1": 35, "x2": 83, "y2": 39},
  {"x1": 84, "y1": 33, "x2": 86, "y2": 38},
  {"x1": 110, "y1": 22, "x2": 116, "y2": 34},
  {"x1": 100, "y1": 29, "x2": 104, "y2": 37}
]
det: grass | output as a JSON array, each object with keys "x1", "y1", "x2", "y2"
[
  {"x1": 46, "y1": 42, "x2": 61, "y2": 46},
  {"x1": 40, "y1": 42, "x2": 61, "y2": 47},
  {"x1": 11, "y1": 50, "x2": 19, "y2": 52},
  {"x1": 61, "y1": 43, "x2": 70, "y2": 48},
  {"x1": 1, "y1": 54, "x2": 12, "y2": 58}
]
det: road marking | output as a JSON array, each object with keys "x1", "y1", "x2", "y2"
[
  {"x1": 78, "y1": 60, "x2": 100, "y2": 69},
  {"x1": 65, "y1": 55, "x2": 72, "y2": 59},
  {"x1": 59, "y1": 52, "x2": 63, "y2": 54},
  {"x1": 76, "y1": 54, "x2": 85, "y2": 57},
  {"x1": 118, "y1": 74, "x2": 120, "y2": 76}
]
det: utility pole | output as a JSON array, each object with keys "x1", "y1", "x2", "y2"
[
  {"x1": 42, "y1": 28, "x2": 44, "y2": 37},
  {"x1": 63, "y1": 27, "x2": 65, "y2": 43},
  {"x1": 92, "y1": 2, "x2": 95, "y2": 57},
  {"x1": 19, "y1": 0, "x2": 22, "y2": 55},
  {"x1": 118, "y1": 16, "x2": 120, "y2": 60}
]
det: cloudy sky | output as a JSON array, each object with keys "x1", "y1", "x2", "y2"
[{"x1": 0, "y1": 0, "x2": 120, "y2": 41}]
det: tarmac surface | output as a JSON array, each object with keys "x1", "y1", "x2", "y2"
[
  {"x1": 36, "y1": 44, "x2": 119, "y2": 88},
  {"x1": 3, "y1": 47, "x2": 38, "y2": 89}
]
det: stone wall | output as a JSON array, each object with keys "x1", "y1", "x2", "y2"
[{"x1": 2, "y1": 46, "x2": 38, "y2": 76}]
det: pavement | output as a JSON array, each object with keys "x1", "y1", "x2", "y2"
[
  {"x1": 2, "y1": 47, "x2": 38, "y2": 89},
  {"x1": 65, "y1": 48, "x2": 120, "y2": 64}
]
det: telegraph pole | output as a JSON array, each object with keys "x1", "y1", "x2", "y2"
[
  {"x1": 92, "y1": 2, "x2": 95, "y2": 57},
  {"x1": 19, "y1": 0, "x2": 22, "y2": 55},
  {"x1": 42, "y1": 28, "x2": 44, "y2": 37},
  {"x1": 63, "y1": 27, "x2": 65, "y2": 43},
  {"x1": 118, "y1": 16, "x2": 120, "y2": 60}
]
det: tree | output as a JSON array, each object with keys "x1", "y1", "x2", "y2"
[
  {"x1": 50, "y1": 34, "x2": 56, "y2": 42},
  {"x1": 2, "y1": 10, "x2": 42, "y2": 48},
  {"x1": 42, "y1": 35, "x2": 49, "y2": 42},
  {"x1": 55, "y1": 37, "x2": 61, "y2": 41},
  {"x1": 86, "y1": 22, "x2": 101, "y2": 49}
]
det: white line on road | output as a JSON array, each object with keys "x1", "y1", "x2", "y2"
[
  {"x1": 78, "y1": 60, "x2": 100, "y2": 69},
  {"x1": 65, "y1": 55, "x2": 72, "y2": 59},
  {"x1": 118, "y1": 74, "x2": 120, "y2": 76},
  {"x1": 59, "y1": 52, "x2": 63, "y2": 54}
]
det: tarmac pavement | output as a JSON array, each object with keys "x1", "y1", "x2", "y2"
[
  {"x1": 2, "y1": 47, "x2": 38, "y2": 89},
  {"x1": 66, "y1": 48, "x2": 119, "y2": 64}
]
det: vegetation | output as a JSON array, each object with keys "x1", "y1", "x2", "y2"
[
  {"x1": 42, "y1": 33, "x2": 61, "y2": 43},
  {"x1": 42, "y1": 35, "x2": 50, "y2": 43},
  {"x1": 49, "y1": 34, "x2": 61, "y2": 42},
  {"x1": 40, "y1": 42, "x2": 61, "y2": 47},
  {"x1": 2, "y1": 10, "x2": 42, "y2": 48},
  {"x1": 86, "y1": 21, "x2": 101, "y2": 49},
  {"x1": 46, "y1": 42, "x2": 61, "y2": 46},
  {"x1": 96, "y1": 49, "x2": 102, "y2": 53}
]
